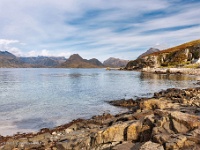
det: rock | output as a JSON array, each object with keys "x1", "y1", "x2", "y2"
[
  {"x1": 94, "y1": 122, "x2": 130, "y2": 145},
  {"x1": 112, "y1": 141, "x2": 135, "y2": 150},
  {"x1": 171, "y1": 118, "x2": 189, "y2": 133},
  {"x1": 140, "y1": 99, "x2": 166, "y2": 110},
  {"x1": 186, "y1": 128, "x2": 200, "y2": 143},
  {"x1": 108, "y1": 99, "x2": 138, "y2": 108},
  {"x1": 65, "y1": 128, "x2": 73, "y2": 134},
  {"x1": 170, "y1": 111, "x2": 200, "y2": 131},
  {"x1": 133, "y1": 110, "x2": 153, "y2": 120},
  {"x1": 138, "y1": 141, "x2": 164, "y2": 150},
  {"x1": 127, "y1": 121, "x2": 142, "y2": 141},
  {"x1": 165, "y1": 135, "x2": 187, "y2": 150}
]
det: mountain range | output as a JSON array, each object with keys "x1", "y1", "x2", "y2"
[
  {"x1": 0, "y1": 51, "x2": 128, "y2": 68},
  {"x1": 19, "y1": 56, "x2": 66, "y2": 67}
]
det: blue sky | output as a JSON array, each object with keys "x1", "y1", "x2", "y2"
[{"x1": 0, "y1": 0, "x2": 200, "y2": 61}]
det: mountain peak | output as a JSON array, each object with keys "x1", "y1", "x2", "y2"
[
  {"x1": 68, "y1": 54, "x2": 83, "y2": 61},
  {"x1": 0, "y1": 51, "x2": 16, "y2": 58},
  {"x1": 138, "y1": 48, "x2": 160, "y2": 58},
  {"x1": 103, "y1": 57, "x2": 129, "y2": 68},
  {"x1": 61, "y1": 54, "x2": 104, "y2": 68}
]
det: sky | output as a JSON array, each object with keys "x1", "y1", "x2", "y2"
[{"x1": 0, "y1": 0, "x2": 200, "y2": 61}]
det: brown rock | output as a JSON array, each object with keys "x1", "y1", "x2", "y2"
[
  {"x1": 171, "y1": 119, "x2": 189, "y2": 133},
  {"x1": 112, "y1": 141, "x2": 135, "y2": 150},
  {"x1": 138, "y1": 141, "x2": 164, "y2": 150},
  {"x1": 165, "y1": 135, "x2": 187, "y2": 150},
  {"x1": 127, "y1": 121, "x2": 142, "y2": 141},
  {"x1": 94, "y1": 122, "x2": 130, "y2": 145},
  {"x1": 140, "y1": 99, "x2": 168, "y2": 111},
  {"x1": 170, "y1": 111, "x2": 200, "y2": 130}
]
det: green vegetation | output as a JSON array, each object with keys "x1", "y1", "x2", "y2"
[
  {"x1": 184, "y1": 63, "x2": 200, "y2": 69},
  {"x1": 146, "y1": 39, "x2": 200, "y2": 56}
]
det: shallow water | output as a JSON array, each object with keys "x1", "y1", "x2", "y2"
[{"x1": 0, "y1": 68, "x2": 199, "y2": 135}]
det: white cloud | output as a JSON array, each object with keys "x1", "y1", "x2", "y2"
[
  {"x1": 0, "y1": 0, "x2": 200, "y2": 60},
  {"x1": 26, "y1": 49, "x2": 71, "y2": 58}
]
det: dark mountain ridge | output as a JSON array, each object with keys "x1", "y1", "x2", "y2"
[
  {"x1": 19, "y1": 56, "x2": 66, "y2": 67},
  {"x1": 60, "y1": 54, "x2": 104, "y2": 68},
  {"x1": 103, "y1": 57, "x2": 129, "y2": 68},
  {"x1": 0, "y1": 51, "x2": 28, "y2": 68}
]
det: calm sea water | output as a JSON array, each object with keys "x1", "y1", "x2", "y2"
[{"x1": 0, "y1": 68, "x2": 199, "y2": 136}]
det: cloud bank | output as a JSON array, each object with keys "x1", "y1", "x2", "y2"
[{"x1": 0, "y1": 0, "x2": 200, "y2": 61}]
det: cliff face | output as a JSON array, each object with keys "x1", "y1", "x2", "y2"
[{"x1": 125, "y1": 39, "x2": 200, "y2": 70}]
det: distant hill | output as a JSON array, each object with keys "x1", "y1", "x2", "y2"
[
  {"x1": 125, "y1": 39, "x2": 200, "y2": 70},
  {"x1": 0, "y1": 51, "x2": 28, "y2": 68},
  {"x1": 138, "y1": 48, "x2": 160, "y2": 59},
  {"x1": 103, "y1": 57, "x2": 129, "y2": 68},
  {"x1": 88, "y1": 58, "x2": 104, "y2": 67},
  {"x1": 19, "y1": 56, "x2": 66, "y2": 67},
  {"x1": 60, "y1": 54, "x2": 104, "y2": 68},
  {"x1": 0, "y1": 51, "x2": 67, "y2": 68}
]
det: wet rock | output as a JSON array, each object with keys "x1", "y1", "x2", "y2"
[{"x1": 108, "y1": 99, "x2": 138, "y2": 108}]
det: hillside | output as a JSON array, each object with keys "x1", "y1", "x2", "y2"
[
  {"x1": 60, "y1": 54, "x2": 104, "y2": 68},
  {"x1": 125, "y1": 39, "x2": 200, "y2": 70},
  {"x1": 103, "y1": 57, "x2": 129, "y2": 68}
]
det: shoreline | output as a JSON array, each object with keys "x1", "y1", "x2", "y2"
[
  {"x1": 0, "y1": 87, "x2": 200, "y2": 149},
  {"x1": 142, "y1": 67, "x2": 200, "y2": 75}
]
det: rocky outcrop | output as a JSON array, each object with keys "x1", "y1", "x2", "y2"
[
  {"x1": 103, "y1": 57, "x2": 129, "y2": 68},
  {"x1": 0, "y1": 87, "x2": 200, "y2": 150},
  {"x1": 142, "y1": 68, "x2": 200, "y2": 75},
  {"x1": 125, "y1": 39, "x2": 200, "y2": 70}
]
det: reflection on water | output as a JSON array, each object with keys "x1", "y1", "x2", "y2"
[
  {"x1": 140, "y1": 72, "x2": 200, "y2": 81},
  {"x1": 0, "y1": 68, "x2": 198, "y2": 136}
]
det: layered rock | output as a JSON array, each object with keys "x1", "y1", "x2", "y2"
[{"x1": 0, "y1": 87, "x2": 200, "y2": 150}]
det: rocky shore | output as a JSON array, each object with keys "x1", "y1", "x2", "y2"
[
  {"x1": 142, "y1": 68, "x2": 200, "y2": 75},
  {"x1": 0, "y1": 87, "x2": 200, "y2": 150}
]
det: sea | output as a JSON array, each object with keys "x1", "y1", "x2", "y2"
[{"x1": 0, "y1": 68, "x2": 199, "y2": 136}]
